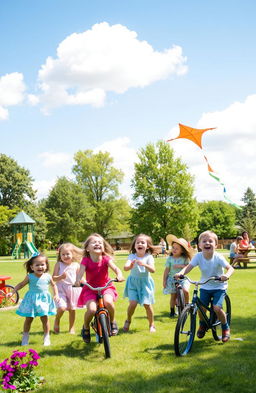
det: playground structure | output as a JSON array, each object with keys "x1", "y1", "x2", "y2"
[{"x1": 9, "y1": 211, "x2": 39, "y2": 259}]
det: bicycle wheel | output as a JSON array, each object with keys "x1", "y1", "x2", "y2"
[
  {"x1": 176, "y1": 286, "x2": 185, "y2": 316},
  {"x1": 211, "y1": 294, "x2": 231, "y2": 341},
  {"x1": 174, "y1": 304, "x2": 196, "y2": 356},
  {"x1": 0, "y1": 285, "x2": 19, "y2": 307},
  {"x1": 99, "y1": 313, "x2": 111, "y2": 358}
]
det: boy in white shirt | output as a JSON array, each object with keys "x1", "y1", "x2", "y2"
[{"x1": 175, "y1": 230, "x2": 234, "y2": 343}]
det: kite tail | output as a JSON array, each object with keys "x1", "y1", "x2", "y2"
[{"x1": 208, "y1": 171, "x2": 241, "y2": 209}]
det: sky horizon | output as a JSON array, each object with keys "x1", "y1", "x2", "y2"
[{"x1": 1, "y1": 1, "x2": 255, "y2": 206}]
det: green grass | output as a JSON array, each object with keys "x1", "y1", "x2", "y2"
[{"x1": 0, "y1": 252, "x2": 256, "y2": 393}]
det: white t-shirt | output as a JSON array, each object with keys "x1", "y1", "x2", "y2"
[{"x1": 190, "y1": 252, "x2": 229, "y2": 290}]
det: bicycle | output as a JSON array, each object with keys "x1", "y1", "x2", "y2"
[
  {"x1": 174, "y1": 275, "x2": 231, "y2": 356},
  {"x1": 173, "y1": 278, "x2": 186, "y2": 316},
  {"x1": 80, "y1": 278, "x2": 120, "y2": 358},
  {"x1": 0, "y1": 275, "x2": 19, "y2": 308}
]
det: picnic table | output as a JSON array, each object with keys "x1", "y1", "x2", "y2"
[{"x1": 237, "y1": 248, "x2": 256, "y2": 268}]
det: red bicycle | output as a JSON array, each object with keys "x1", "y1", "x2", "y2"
[{"x1": 0, "y1": 275, "x2": 19, "y2": 308}]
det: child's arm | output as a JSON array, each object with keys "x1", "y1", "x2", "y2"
[
  {"x1": 49, "y1": 277, "x2": 59, "y2": 302},
  {"x1": 163, "y1": 267, "x2": 170, "y2": 288},
  {"x1": 75, "y1": 264, "x2": 86, "y2": 286},
  {"x1": 8, "y1": 276, "x2": 29, "y2": 295},
  {"x1": 124, "y1": 259, "x2": 136, "y2": 271},
  {"x1": 173, "y1": 263, "x2": 189, "y2": 269},
  {"x1": 52, "y1": 262, "x2": 67, "y2": 282},
  {"x1": 220, "y1": 263, "x2": 234, "y2": 281},
  {"x1": 174, "y1": 263, "x2": 194, "y2": 279},
  {"x1": 108, "y1": 260, "x2": 125, "y2": 281}
]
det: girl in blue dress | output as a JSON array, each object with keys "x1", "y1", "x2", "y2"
[
  {"x1": 10, "y1": 253, "x2": 59, "y2": 346},
  {"x1": 123, "y1": 234, "x2": 156, "y2": 333}
]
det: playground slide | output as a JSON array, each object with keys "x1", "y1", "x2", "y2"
[{"x1": 25, "y1": 241, "x2": 39, "y2": 255}]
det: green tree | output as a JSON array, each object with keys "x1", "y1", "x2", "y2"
[
  {"x1": 43, "y1": 177, "x2": 94, "y2": 244},
  {"x1": 0, "y1": 154, "x2": 35, "y2": 209},
  {"x1": 73, "y1": 150, "x2": 130, "y2": 237},
  {"x1": 130, "y1": 141, "x2": 199, "y2": 243},
  {"x1": 241, "y1": 187, "x2": 256, "y2": 218},
  {"x1": 239, "y1": 214, "x2": 256, "y2": 240},
  {"x1": 197, "y1": 201, "x2": 237, "y2": 239},
  {"x1": 0, "y1": 206, "x2": 17, "y2": 255}
]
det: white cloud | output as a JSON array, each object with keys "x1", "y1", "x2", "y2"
[
  {"x1": 39, "y1": 151, "x2": 73, "y2": 168},
  {"x1": 0, "y1": 72, "x2": 26, "y2": 120},
  {"x1": 167, "y1": 94, "x2": 256, "y2": 205},
  {"x1": 33, "y1": 179, "x2": 56, "y2": 200},
  {"x1": 36, "y1": 22, "x2": 188, "y2": 112},
  {"x1": 94, "y1": 136, "x2": 138, "y2": 199}
]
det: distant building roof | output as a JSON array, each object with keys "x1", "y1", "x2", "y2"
[
  {"x1": 107, "y1": 231, "x2": 134, "y2": 240},
  {"x1": 9, "y1": 211, "x2": 36, "y2": 225}
]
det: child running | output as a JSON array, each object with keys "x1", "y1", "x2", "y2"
[
  {"x1": 53, "y1": 242, "x2": 83, "y2": 334},
  {"x1": 175, "y1": 230, "x2": 234, "y2": 343},
  {"x1": 163, "y1": 235, "x2": 193, "y2": 317},
  {"x1": 9, "y1": 252, "x2": 59, "y2": 346},
  {"x1": 76, "y1": 233, "x2": 124, "y2": 344},
  {"x1": 123, "y1": 233, "x2": 156, "y2": 333}
]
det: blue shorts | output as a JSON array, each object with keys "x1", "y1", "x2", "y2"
[{"x1": 200, "y1": 289, "x2": 226, "y2": 308}]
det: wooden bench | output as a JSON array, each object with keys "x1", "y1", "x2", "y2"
[
  {"x1": 230, "y1": 256, "x2": 256, "y2": 268},
  {"x1": 152, "y1": 246, "x2": 165, "y2": 257}
]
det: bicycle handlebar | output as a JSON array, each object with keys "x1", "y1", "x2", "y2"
[
  {"x1": 75, "y1": 278, "x2": 119, "y2": 291},
  {"x1": 177, "y1": 275, "x2": 222, "y2": 285}
]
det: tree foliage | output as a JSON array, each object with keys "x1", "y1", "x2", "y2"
[
  {"x1": 197, "y1": 201, "x2": 237, "y2": 238},
  {"x1": 73, "y1": 150, "x2": 130, "y2": 237},
  {"x1": 130, "y1": 141, "x2": 199, "y2": 243},
  {"x1": 0, "y1": 206, "x2": 18, "y2": 255},
  {"x1": 43, "y1": 177, "x2": 94, "y2": 244},
  {"x1": 0, "y1": 154, "x2": 35, "y2": 209}
]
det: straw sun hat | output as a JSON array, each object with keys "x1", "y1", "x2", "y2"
[{"x1": 166, "y1": 234, "x2": 194, "y2": 259}]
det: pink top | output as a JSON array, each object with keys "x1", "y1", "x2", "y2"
[{"x1": 77, "y1": 255, "x2": 118, "y2": 306}]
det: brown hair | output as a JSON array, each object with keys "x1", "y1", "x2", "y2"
[
  {"x1": 83, "y1": 233, "x2": 114, "y2": 257},
  {"x1": 24, "y1": 253, "x2": 49, "y2": 273},
  {"x1": 57, "y1": 242, "x2": 83, "y2": 263},
  {"x1": 130, "y1": 233, "x2": 154, "y2": 254}
]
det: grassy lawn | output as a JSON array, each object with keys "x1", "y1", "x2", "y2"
[{"x1": 0, "y1": 251, "x2": 255, "y2": 393}]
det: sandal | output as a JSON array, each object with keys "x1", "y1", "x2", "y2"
[
  {"x1": 81, "y1": 326, "x2": 91, "y2": 343},
  {"x1": 123, "y1": 320, "x2": 131, "y2": 332},
  {"x1": 111, "y1": 321, "x2": 119, "y2": 336}
]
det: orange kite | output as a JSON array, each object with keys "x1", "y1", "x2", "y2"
[{"x1": 167, "y1": 123, "x2": 216, "y2": 149}]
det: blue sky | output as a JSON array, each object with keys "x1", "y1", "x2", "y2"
[{"x1": 1, "y1": 0, "x2": 256, "y2": 204}]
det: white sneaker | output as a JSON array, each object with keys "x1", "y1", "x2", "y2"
[
  {"x1": 149, "y1": 326, "x2": 156, "y2": 333},
  {"x1": 21, "y1": 333, "x2": 29, "y2": 346},
  {"x1": 43, "y1": 334, "x2": 51, "y2": 346}
]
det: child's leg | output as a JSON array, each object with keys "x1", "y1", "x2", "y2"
[
  {"x1": 54, "y1": 307, "x2": 65, "y2": 333},
  {"x1": 40, "y1": 316, "x2": 51, "y2": 346},
  {"x1": 23, "y1": 317, "x2": 33, "y2": 333},
  {"x1": 144, "y1": 304, "x2": 155, "y2": 329},
  {"x1": 127, "y1": 300, "x2": 138, "y2": 322},
  {"x1": 40, "y1": 315, "x2": 50, "y2": 335},
  {"x1": 21, "y1": 317, "x2": 33, "y2": 345},
  {"x1": 69, "y1": 310, "x2": 76, "y2": 334},
  {"x1": 84, "y1": 300, "x2": 97, "y2": 329},
  {"x1": 103, "y1": 294, "x2": 115, "y2": 322},
  {"x1": 170, "y1": 293, "x2": 177, "y2": 316}
]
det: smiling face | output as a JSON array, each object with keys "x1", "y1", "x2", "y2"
[
  {"x1": 198, "y1": 233, "x2": 217, "y2": 255},
  {"x1": 60, "y1": 247, "x2": 73, "y2": 265},
  {"x1": 87, "y1": 236, "x2": 104, "y2": 256},
  {"x1": 31, "y1": 256, "x2": 47, "y2": 276},
  {"x1": 171, "y1": 242, "x2": 183, "y2": 258},
  {"x1": 134, "y1": 235, "x2": 148, "y2": 256}
]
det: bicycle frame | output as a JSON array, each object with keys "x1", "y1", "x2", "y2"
[
  {"x1": 189, "y1": 284, "x2": 215, "y2": 330},
  {"x1": 92, "y1": 289, "x2": 112, "y2": 339}
]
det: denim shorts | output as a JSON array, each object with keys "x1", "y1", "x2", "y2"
[{"x1": 200, "y1": 288, "x2": 226, "y2": 308}]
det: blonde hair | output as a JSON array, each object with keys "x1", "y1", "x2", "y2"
[
  {"x1": 198, "y1": 230, "x2": 218, "y2": 245},
  {"x1": 57, "y1": 242, "x2": 83, "y2": 263},
  {"x1": 130, "y1": 233, "x2": 154, "y2": 254},
  {"x1": 83, "y1": 233, "x2": 114, "y2": 257}
]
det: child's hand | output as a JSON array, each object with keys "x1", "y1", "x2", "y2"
[
  {"x1": 116, "y1": 274, "x2": 125, "y2": 282},
  {"x1": 220, "y1": 275, "x2": 229, "y2": 281},
  {"x1": 61, "y1": 272, "x2": 67, "y2": 280},
  {"x1": 54, "y1": 295, "x2": 60, "y2": 302},
  {"x1": 74, "y1": 281, "x2": 81, "y2": 287},
  {"x1": 136, "y1": 260, "x2": 145, "y2": 267}
]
